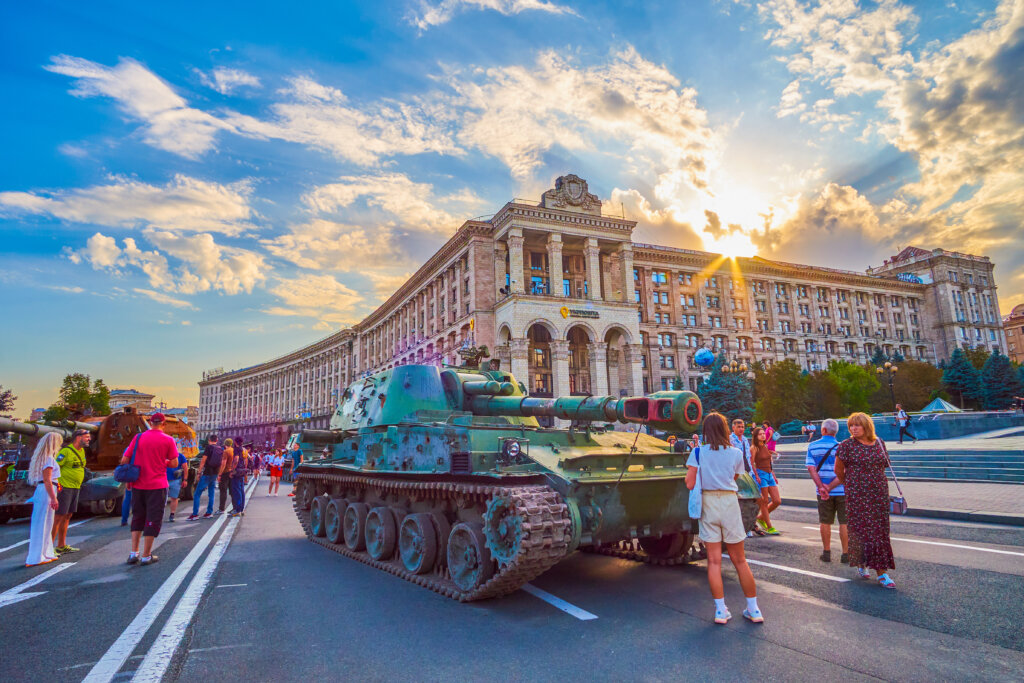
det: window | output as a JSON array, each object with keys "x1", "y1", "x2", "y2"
[
  {"x1": 874, "y1": 294, "x2": 883, "y2": 307},
  {"x1": 819, "y1": 306, "x2": 831, "y2": 318},
  {"x1": 710, "y1": 316, "x2": 722, "y2": 328},
  {"x1": 780, "y1": 321, "x2": 792, "y2": 333},
  {"x1": 659, "y1": 355, "x2": 676, "y2": 369},
  {"x1": 839, "y1": 308, "x2": 849, "y2": 319},
  {"x1": 731, "y1": 298, "x2": 743, "y2": 311},
  {"x1": 652, "y1": 271, "x2": 668, "y2": 284},
  {"x1": 776, "y1": 301, "x2": 790, "y2": 314},
  {"x1": 876, "y1": 311, "x2": 886, "y2": 323},
  {"x1": 735, "y1": 318, "x2": 745, "y2": 329},
  {"x1": 836, "y1": 290, "x2": 848, "y2": 302},
  {"x1": 633, "y1": 268, "x2": 639, "y2": 281},
  {"x1": 657, "y1": 333, "x2": 674, "y2": 346},
  {"x1": 640, "y1": 354, "x2": 647, "y2": 368},
  {"x1": 860, "y1": 326, "x2": 870, "y2": 337},
  {"x1": 989, "y1": 329, "x2": 997, "y2": 341},
  {"x1": 680, "y1": 294, "x2": 696, "y2": 307},
  {"x1": 774, "y1": 283, "x2": 788, "y2": 297},
  {"x1": 891, "y1": 296, "x2": 900, "y2": 307},
  {"x1": 757, "y1": 319, "x2": 770, "y2": 331},
  {"x1": 661, "y1": 377, "x2": 674, "y2": 391},
  {"x1": 635, "y1": 290, "x2": 642, "y2": 303},
  {"x1": 801, "y1": 322, "x2": 812, "y2": 334},
  {"x1": 738, "y1": 337, "x2": 749, "y2": 350},
  {"x1": 532, "y1": 347, "x2": 550, "y2": 369},
  {"x1": 530, "y1": 252, "x2": 547, "y2": 271},
  {"x1": 797, "y1": 285, "x2": 808, "y2": 297},
  {"x1": 981, "y1": 276, "x2": 988, "y2": 286},
  {"x1": 679, "y1": 272, "x2": 693, "y2": 285},
  {"x1": 760, "y1": 338, "x2": 773, "y2": 351},
  {"x1": 751, "y1": 281, "x2": 767, "y2": 295},
  {"x1": 967, "y1": 273, "x2": 974, "y2": 284},
  {"x1": 706, "y1": 296, "x2": 720, "y2": 309},
  {"x1": 755, "y1": 300, "x2": 767, "y2": 312},
  {"x1": 659, "y1": 291, "x2": 669, "y2": 304},
  {"x1": 705, "y1": 276, "x2": 719, "y2": 289},
  {"x1": 949, "y1": 271, "x2": 958, "y2": 282},
  {"x1": 799, "y1": 304, "x2": 810, "y2": 316},
  {"x1": 893, "y1": 312, "x2": 903, "y2": 324},
  {"x1": 784, "y1": 339, "x2": 796, "y2": 353}
]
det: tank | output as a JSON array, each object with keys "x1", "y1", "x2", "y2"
[{"x1": 291, "y1": 352, "x2": 760, "y2": 602}]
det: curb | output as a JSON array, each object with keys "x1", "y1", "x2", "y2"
[{"x1": 781, "y1": 497, "x2": 1024, "y2": 527}]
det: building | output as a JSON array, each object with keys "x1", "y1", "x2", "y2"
[
  {"x1": 108, "y1": 389, "x2": 155, "y2": 413},
  {"x1": 198, "y1": 174, "x2": 1006, "y2": 443},
  {"x1": 1004, "y1": 303, "x2": 1024, "y2": 365},
  {"x1": 29, "y1": 408, "x2": 46, "y2": 422}
]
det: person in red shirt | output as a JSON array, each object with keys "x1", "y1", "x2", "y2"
[{"x1": 120, "y1": 412, "x2": 179, "y2": 566}]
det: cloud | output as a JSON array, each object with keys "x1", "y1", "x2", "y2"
[
  {"x1": 409, "y1": 0, "x2": 576, "y2": 30},
  {"x1": 45, "y1": 55, "x2": 229, "y2": 158},
  {"x1": 265, "y1": 273, "x2": 364, "y2": 329},
  {"x1": 133, "y1": 288, "x2": 196, "y2": 309},
  {"x1": 365, "y1": 271, "x2": 415, "y2": 299},
  {"x1": 196, "y1": 66, "x2": 261, "y2": 95},
  {"x1": 47, "y1": 285, "x2": 85, "y2": 294},
  {"x1": 263, "y1": 218, "x2": 410, "y2": 272},
  {"x1": 0, "y1": 174, "x2": 256, "y2": 236}
]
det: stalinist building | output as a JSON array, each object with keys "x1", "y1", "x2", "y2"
[{"x1": 197, "y1": 174, "x2": 1007, "y2": 445}]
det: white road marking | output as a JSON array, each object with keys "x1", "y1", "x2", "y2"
[
  {"x1": 187, "y1": 643, "x2": 251, "y2": 654},
  {"x1": 0, "y1": 562, "x2": 75, "y2": 608},
  {"x1": 725, "y1": 556, "x2": 851, "y2": 583},
  {"x1": 132, "y1": 476, "x2": 257, "y2": 683},
  {"x1": 802, "y1": 526, "x2": 1024, "y2": 557},
  {"x1": 0, "y1": 517, "x2": 91, "y2": 556},
  {"x1": 215, "y1": 583, "x2": 247, "y2": 588},
  {"x1": 81, "y1": 514, "x2": 228, "y2": 683},
  {"x1": 522, "y1": 583, "x2": 599, "y2": 620}
]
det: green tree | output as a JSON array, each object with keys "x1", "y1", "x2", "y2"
[
  {"x1": 0, "y1": 385, "x2": 16, "y2": 416},
  {"x1": 752, "y1": 359, "x2": 808, "y2": 426},
  {"x1": 806, "y1": 370, "x2": 843, "y2": 419},
  {"x1": 90, "y1": 379, "x2": 111, "y2": 415},
  {"x1": 942, "y1": 348, "x2": 982, "y2": 408},
  {"x1": 980, "y1": 350, "x2": 1023, "y2": 409},
  {"x1": 826, "y1": 360, "x2": 880, "y2": 415},
  {"x1": 41, "y1": 405, "x2": 69, "y2": 422},
  {"x1": 964, "y1": 346, "x2": 990, "y2": 370},
  {"x1": 44, "y1": 373, "x2": 111, "y2": 420},
  {"x1": 696, "y1": 353, "x2": 754, "y2": 422},
  {"x1": 869, "y1": 346, "x2": 889, "y2": 366},
  {"x1": 891, "y1": 350, "x2": 905, "y2": 363},
  {"x1": 890, "y1": 359, "x2": 944, "y2": 411}
]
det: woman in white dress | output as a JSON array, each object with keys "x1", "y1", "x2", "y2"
[{"x1": 25, "y1": 432, "x2": 62, "y2": 567}]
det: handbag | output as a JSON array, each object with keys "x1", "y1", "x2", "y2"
[
  {"x1": 687, "y1": 447, "x2": 702, "y2": 520},
  {"x1": 114, "y1": 433, "x2": 142, "y2": 483},
  {"x1": 878, "y1": 439, "x2": 908, "y2": 515}
]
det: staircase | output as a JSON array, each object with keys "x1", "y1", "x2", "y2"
[{"x1": 772, "y1": 451, "x2": 1024, "y2": 484}]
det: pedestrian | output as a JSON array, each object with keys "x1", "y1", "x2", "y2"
[
  {"x1": 806, "y1": 418, "x2": 848, "y2": 563},
  {"x1": 286, "y1": 442, "x2": 302, "y2": 497},
  {"x1": 219, "y1": 438, "x2": 236, "y2": 513},
  {"x1": 826, "y1": 412, "x2": 897, "y2": 589},
  {"x1": 750, "y1": 427, "x2": 780, "y2": 536},
  {"x1": 803, "y1": 421, "x2": 817, "y2": 442},
  {"x1": 228, "y1": 443, "x2": 250, "y2": 516},
  {"x1": 268, "y1": 449, "x2": 284, "y2": 496},
  {"x1": 25, "y1": 432, "x2": 62, "y2": 567},
  {"x1": 120, "y1": 412, "x2": 178, "y2": 566},
  {"x1": 165, "y1": 448, "x2": 188, "y2": 523},
  {"x1": 53, "y1": 428, "x2": 89, "y2": 554},
  {"x1": 188, "y1": 435, "x2": 225, "y2": 521},
  {"x1": 727, "y1": 419, "x2": 760, "y2": 537},
  {"x1": 762, "y1": 421, "x2": 776, "y2": 451},
  {"x1": 894, "y1": 404, "x2": 918, "y2": 444},
  {"x1": 121, "y1": 487, "x2": 132, "y2": 527},
  {"x1": 686, "y1": 412, "x2": 763, "y2": 625}
]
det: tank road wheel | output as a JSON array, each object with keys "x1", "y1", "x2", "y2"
[
  {"x1": 299, "y1": 482, "x2": 316, "y2": 511},
  {"x1": 482, "y1": 495, "x2": 524, "y2": 566},
  {"x1": 431, "y1": 513, "x2": 451, "y2": 568},
  {"x1": 739, "y1": 498, "x2": 759, "y2": 533},
  {"x1": 325, "y1": 498, "x2": 347, "y2": 545},
  {"x1": 639, "y1": 531, "x2": 694, "y2": 561},
  {"x1": 399, "y1": 513, "x2": 438, "y2": 574},
  {"x1": 343, "y1": 503, "x2": 369, "y2": 551},
  {"x1": 310, "y1": 496, "x2": 328, "y2": 538},
  {"x1": 365, "y1": 507, "x2": 397, "y2": 560},
  {"x1": 447, "y1": 523, "x2": 495, "y2": 593},
  {"x1": 92, "y1": 498, "x2": 117, "y2": 516}
]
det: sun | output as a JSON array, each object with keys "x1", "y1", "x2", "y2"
[{"x1": 704, "y1": 231, "x2": 757, "y2": 258}]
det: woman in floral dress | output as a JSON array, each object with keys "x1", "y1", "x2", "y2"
[{"x1": 825, "y1": 412, "x2": 896, "y2": 589}]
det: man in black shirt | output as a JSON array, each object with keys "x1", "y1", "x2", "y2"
[{"x1": 187, "y1": 435, "x2": 225, "y2": 520}]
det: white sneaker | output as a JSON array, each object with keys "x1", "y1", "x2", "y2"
[
  {"x1": 714, "y1": 607, "x2": 732, "y2": 625},
  {"x1": 742, "y1": 608, "x2": 764, "y2": 623}
]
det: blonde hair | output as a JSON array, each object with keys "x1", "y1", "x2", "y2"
[
  {"x1": 223, "y1": 438, "x2": 234, "y2": 447},
  {"x1": 29, "y1": 432, "x2": 63, "y2": 484},
  {"x1": 846, "y1": 412, "x2": 876, "y2": 442}
]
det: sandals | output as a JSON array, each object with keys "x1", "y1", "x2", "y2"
[
  {"x1": 877, "y1": 573, "x2": 896, "y2": 589},
  {"x1": 857, "y1": 567, "x2": 872, "y2": 579}
]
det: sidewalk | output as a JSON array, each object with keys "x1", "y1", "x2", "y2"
[{"x1": 776, "y1": 477, "x2": 1024, "y2": 526}]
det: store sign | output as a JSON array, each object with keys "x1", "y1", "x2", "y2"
[{"x1": 897, "y1": 272, "x2": 924, "y2": 284}]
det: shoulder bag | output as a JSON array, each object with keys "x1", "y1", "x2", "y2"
[
  {"x1": 877, "y1": 439, "x2": 908, "y2": 515},
  {"x1": 687, "y1": 447, "x2": 702, "y2": 520},
  {"x1": 815, "y1": 445, "x2": 838, "y2": 472},
  {"x1": 114, "y1": 433, "x2": 142, "y2": 483}
]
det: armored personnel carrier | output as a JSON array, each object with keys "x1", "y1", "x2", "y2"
[{"x1": 292, "y1": 353, "x2": 760, "y2": 602}]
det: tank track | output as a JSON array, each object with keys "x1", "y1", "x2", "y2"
[{"x1": 293, "y1": 471, "x2": 571, "y2": 602}]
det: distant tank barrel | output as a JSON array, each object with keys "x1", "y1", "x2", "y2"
[
  {"x1": 468, "y1": 390, "x2": 702, "y2": 433},
  {"x1": 300, "y1": 429, "x2": 347, "y2": 444},
  {"x1": 462, "y1": 381, "x2": 516, "y2": 396},
  {"x1": 0, "y1": 418, "x2": 74, "y2": 440},
  {"x1": 43, "y1": 420, "x2": 99, "y2": 433}
]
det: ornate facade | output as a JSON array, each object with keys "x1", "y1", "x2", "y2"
[
  {"x1": 198, "y1": 175, "x2": 1007, "y2": 443},
  {"x1": 1004, "y1": 303, "x2": 1024, "y2": 365}
]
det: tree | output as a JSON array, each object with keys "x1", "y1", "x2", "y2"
[
  {"x1": 964, "y1": 346, "x2": 990, "y2": 371},
  {"x1": 980, "y1": 350, "x2": 1023, "y2": 410},
  {"x1": 91, "y1": 379, "x2": 111, "y2": 415},
  {"x1": 826, "y1": 360, "x2": 880, "y2": 415},
  {"x1": 942, "y1": 348, "x2": 982, "y2": 409},
  {"x1": 891, "y1": 350, "x2": 905, "y2": 363},
  {"x1": 806, "y1": 371, "x2": 843, "y2": 420},
  {"x1": 870, "y1": 346, "x2": 889, "y2": 366},
  {"x1": 0, "y1": 385, "x2": 16, "y2": 417},
  {"x1": 752, "y1": 359, "x2": 808, "y2": 426},
  {"x1": 696, "y1": 353, "x2": 754, "y2": 422},
  {"x1": 890, "y1": 359, "x2": 943, "y2": 411},
  {"x1": 43, "y1": 373, "x2": 112, "y2": 421}
]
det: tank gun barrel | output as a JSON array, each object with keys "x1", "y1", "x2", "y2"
[
  {"x1": 43, "y1": 419, "x2": 99, "y2": 433},
  {"x1": 462, "y1": 380, "x2": 516, "y2": 396},
  {"x1": 0, "y1": 417, "x2": 74, "y2": 439},
  {"x1": 299, "y1": 429, "x2": 347, "y2": 444}
]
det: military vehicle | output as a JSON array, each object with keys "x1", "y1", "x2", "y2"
[{"x1": 292, "y1": 350, "x2": 760, "y2": 602}]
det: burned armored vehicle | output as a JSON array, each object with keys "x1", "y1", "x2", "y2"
[{"x1": 292, "y1": 356, "x2": 760, "y2": 602}]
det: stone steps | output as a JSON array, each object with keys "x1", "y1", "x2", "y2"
[{"x1": 772, "y1": 452, "x2": 1024, "y2": 483}]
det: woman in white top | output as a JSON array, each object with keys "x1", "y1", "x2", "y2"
[
  {"x1": 25, "y1": 432, "x2": 62, "y2": 567},
  {"x1": 686, "y1": 412, "x2": 763, "y2": 625}
]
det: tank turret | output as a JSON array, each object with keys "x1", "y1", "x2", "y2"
[{"x1": 291, "y1": 358, "x2": 758, "y2": 602}]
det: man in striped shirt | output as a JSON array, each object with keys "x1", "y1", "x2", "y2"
[{"x1": 805, "y1": 419, "x2": 848, "y2": 563}]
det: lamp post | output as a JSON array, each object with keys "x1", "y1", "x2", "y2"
[{"x1": 876, "y1": 361, "x2": 898, "y2": 412}]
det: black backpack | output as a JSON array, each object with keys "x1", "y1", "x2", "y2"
[{"x1": 205, "y1": 444, "x2": 224, "y2": 470}]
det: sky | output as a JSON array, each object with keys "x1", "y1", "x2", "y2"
[{"x1": 2, "y1": 0, "x2": 1022, "y2": 418}]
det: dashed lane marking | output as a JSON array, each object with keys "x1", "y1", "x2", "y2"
[
  {"x1": 725, "y1": 556, "x2": 851, "y2": 583},
  {"x1": 802, "y1": 526, "x2": 1024, "y2": 557},
  {"x1": 0, "y1": 517, "x2": 92, "y2": 556},
  {"x1": 522, "y1": 583, "x2": 599, "y2": 620},
  {"x1": 0, "y1": 562, "x2": 76, "y2": 608},
  {"x1": 215, "y1": 583, "x2": 247, "y2": 588}
]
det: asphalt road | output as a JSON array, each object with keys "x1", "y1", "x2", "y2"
[{"x1": 1, "y1": 475, "x2": 1023, "y2": 682}]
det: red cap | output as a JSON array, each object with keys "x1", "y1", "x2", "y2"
[{"x1": 150, "y1": 412, "x2": 166, "y2": 424}]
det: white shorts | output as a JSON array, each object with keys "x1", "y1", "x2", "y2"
[{"x1": 698, "y1": 490, "x2": 746, "y2": 545}]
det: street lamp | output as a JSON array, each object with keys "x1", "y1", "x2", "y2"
[{"x1": 876, "y1": 361, "x2": 899, "y2": 411}]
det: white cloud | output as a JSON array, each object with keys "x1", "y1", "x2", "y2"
[
  {"x1": 47, "y1": 285, "x2": 85, "y2": 294},
  {"x1": 409, "y1": 0, "x2": 576, "y2": 30},
  {"x1": 133, "y1": 288, "x2": 196, "y2": 309},
  {"x1": 196, "y1": 66, "x2": 261, "y2": 95},
  {"x1": 265, "y1": 273, "x2": 364, "y2": 329},
  {"x1": 45, "y1": 55, "x2": 229, "y2": 158},
  {"x1": 0, "y1": 174, "x2": 256, "y2": 236},
  {"x1": 263, "y1": 218, "x2": 410, "y2": 272}
]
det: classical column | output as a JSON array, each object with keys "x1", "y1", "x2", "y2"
[
  {"x1": 547, "y1": 233, "x2": 563, "y2": 297},
  {"x1": 509, "y1": 338, "x2": 530, "y2": 391},
  {"x1": 619, "y1": 243, "x2": 634, "y2": 303},
  {"x1": 584, "y1": 237, "x2": 602, "y2": 300},
  {"x1": 588, "y1": 342, "x2": 610, "y2": 396},
  {"x1": 550, "y1": 339, "x2": 571, "y2": 426},
  {"x1": 494, "y1": 343, "x2": 511, "y2": 372},
  {"x1": 623, "y1": 344, "x2": 646, "y2": 396},
  {"x1": 493, "y1": 242, "x2": 507, "y2": 299},
  {"x1": 507, "y1": 231, "x2": 525, "y2": 294}
]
